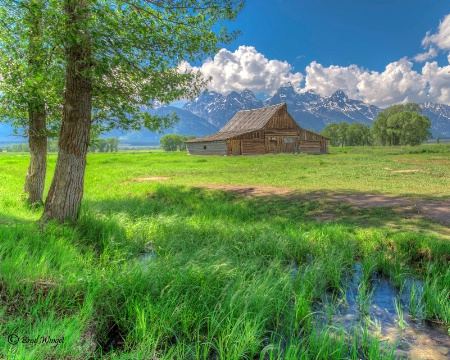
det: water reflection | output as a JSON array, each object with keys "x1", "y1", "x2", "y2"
[
  {"x1": 316, "y1": 264, "x2": 449, "y2": 359},
  {"x1": 139, "y1": 250, "x2": 157, "y2": 270}
]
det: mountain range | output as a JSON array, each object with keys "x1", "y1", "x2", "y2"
[
  {"x1": 183, "y1": 83, "x2": 450, "y2": 138},
  {"x1": 1, "y1": 84, "x2": 450, "y2": 145}
]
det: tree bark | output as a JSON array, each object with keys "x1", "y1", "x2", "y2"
[
  {"x1": 41, "y1": 0, "x2": 92, "y2": 222},
  {"x1": 23, "y1": 104, "x2": 47, "y2": 205},
  {"x1": 23, "y1": 0, "x2": 47, "y2": 205}
]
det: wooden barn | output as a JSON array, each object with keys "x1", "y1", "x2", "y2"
[{"x1": 185, "y1": 103, "x2": 328, "y2": 156}]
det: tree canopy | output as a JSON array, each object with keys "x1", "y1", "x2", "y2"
[
  {"x1": 0, "y1": 0, "x2": 63, "y2": 134},
  {"x1": 160, "y1": 134, "x2": 195, "y2": 151},
  {"x1": 0, "y1": 0, "x2": 65, "y2": 204},
  {"x1": 85, "y1": 0, "x2": 244, "y2": 133},
  {"x1": 322, "y1": 103, "x2": 432, "y2": 148},
  {"x1": 372, "y1": 103, "x2": 431, "y2": 146},
  {"x1": 1, "y1": 0, "x2": 244, "y2": 221},
  {"x1": 36, "y1": 0, "x2": 244, "y2": 222},
  {"x1": 321, "y1": 122, "x2": 372, "y2": 147}
]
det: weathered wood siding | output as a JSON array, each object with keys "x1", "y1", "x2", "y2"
[
  {"x1": 299, "y1": 140, "x2": 321, "y2": 153},
  {"x1": 265, "y1": 110, "x2": 306, "y2": 154},
  {"x1": 241, "y1": 139, "x2": 265, "y2": 155},
  {"x1": 186, "y1": 103, "x2": 329, "y2": 155},
  {"x1": 297, "y1": 116, "x2": 328, "y2": 154},
  {"x1": 233, "y1": 130, "x2": 263, "y2": 140},
  {"x1": 227, "y1": 130, "x2": 265, "y2": 155},
  {"x1": 227, "y1": 108, "x2": 328, "y2": 155},
  {"x1": 228, "y1": 140, "x2": 241, "y2": 155},
  {"x1": 187, "y1": 141, "x2": 227, "y2": 155}
]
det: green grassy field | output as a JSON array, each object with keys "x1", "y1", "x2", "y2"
[{"x1": 1, "y1": 145, "x2": 449, "y2": 359}]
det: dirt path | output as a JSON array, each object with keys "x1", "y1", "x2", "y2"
[
  {"x1": 193, "y1": 184, "x2": 450, "y2": 227},
  {"x1": 327, "y1": 194, "x2": 450, "y2": 226}
]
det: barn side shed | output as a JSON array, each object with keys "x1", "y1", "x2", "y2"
[{"x1": 186, "y1": 103, "x2": 328, "y2": 155}]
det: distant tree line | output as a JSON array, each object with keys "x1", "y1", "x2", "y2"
[
  {"x1": 89, "y1": 137, "x2": 120, "y2": 153},
  {"x1": 3, "y1": 137, "x2": 120, "y2": 153},
  {"x1": 321, "y1": 123, "x2": 372, "y2": 146},
  {"x1": 160, "y1": 134, "x2": 195, "y2": 151},
  {"x1": 3, "y1": 143, "x2": 31, "y2": 152},
  {"x1": 3, "y1": 141, "x2": 58, "y2": 152},
  {"x1": 321, "y1": 103, "x2": 432, "y2": 146}
]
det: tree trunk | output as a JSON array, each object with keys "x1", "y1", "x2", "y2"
[
  {"x1": 23, "y1": 0, "x2": 47, "y2": 205},
  {"x1": 41, "y1": 0, "x2": 92, "y2": 223},
  {"x1": 23, "y1": 104, "x2": 47, "y2": 205}
]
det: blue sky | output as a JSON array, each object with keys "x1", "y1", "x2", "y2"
[
  {"x1": 182, "y1": 0, "x2": 450, "y2": 108},
  {"x1": 229, "y1": 0, "x2": 450, "y2": 72}
]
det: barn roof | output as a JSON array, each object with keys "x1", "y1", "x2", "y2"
[
  {"x1": 219, "y1": 103, "x2": 285, "y2": 132},
  {"x1": 186, "y1": 103, "x2": 286, "y2": 143},
  {"x1": 184, "y1": 130, "x2": 252, "y2": 143}
]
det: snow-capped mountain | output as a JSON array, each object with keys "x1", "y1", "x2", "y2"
[
  {"x1": 107, "y1": 105, "x2": 219, "y2": 144},
  {"x1": 0, "y1": 106, "x2": 219, "y2": 146},
  {"x1": 184, "y1": 84, "x2": 382, "y2": 132},
  {"x1": 420, "y1": 102, "x2": 450, "y2": 137},
  {"x1": 2, "y1": 85, "x2": 450, "y2": 146},
  {"x1": 264, "y1": 83, "x2": 321, "y2": 110},
  {"x1": 184, "y1": 89, "x2": 263, "y2": 128},
  {"x1": 311, "y1": 90, "x2": 381, "y2": 127},
  {"x1": 183, "y1": 84, "x2": 450, "y2": 137}
]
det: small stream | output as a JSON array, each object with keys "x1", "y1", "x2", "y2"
[
  {"x1": 136, "y1": 254, "x2": 448, "y2": 358},
  {"x1": 139, "y1": 244, "x2": 158, "y2": 270},
  {"x1": 314, "y1": 263, "x2": 449, "y2": 359},
  {"x1": 140, "y1": 250, "x2": 157, "y2": 264}
]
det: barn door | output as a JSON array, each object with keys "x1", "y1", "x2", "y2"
[
  {"x1": 293, "y1": 137, "x2": 299, "y2": 153},
  {"x1": 269, "y1": 137, "x2": 277, "y2": 153},
  {"x1": 230, "y1": 140, "x2": 241, "y2": 155}
]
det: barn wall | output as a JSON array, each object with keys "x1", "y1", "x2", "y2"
[
  {"x1": 299, "y1": 140, "x2": 322, "y2": 154},
  {"x1": 241, "y1": 139, "x2": 265, "y2": 155},
  {"x1": 227, "y1": 139, "x2": 241, "y2": 155},
  {"x1": 298, "y1": 128, "x2": 324, "y2": 141},
  {"x1": 227, "y1": 131, "x2": 265, "y2": 155},
  {"x1": 186, "y1": 105, "x2": 329, "y2": 156},
  {"x1": 186, "y1": 141, "x2": 227, "y2": 155},
  {"x1": 266, "y1": 107, "x2": 299, "y2": 130},
  {"x1": 265, "y1": 134, "x2": 300, "y2": 154},
  {"x1": 233, "y1": 130, "x2": 263, "y2": 140},
  {"x1": 297, "y1": 131, "x2": 329, "y2": 154},
  {"x1": 297, "y1": 120, "x2": 329, "y2": 154}
]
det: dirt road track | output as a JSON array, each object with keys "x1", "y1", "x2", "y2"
[{"x1": 193, "y1": 184, "x2": 450, "y2": 227}]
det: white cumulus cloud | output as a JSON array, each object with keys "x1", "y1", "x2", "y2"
[
  {"x1": 413, "y1": 47, "x2": 438, "y2": 62},
  {"x1": 422, "y1": 14, "x2": 450, "y2": 51},
  {"x1": 303, "y1": 62, "x2": 363, "y2": 98},
  {"x1": 181, "y1": 13, "x2": 450, "y2": 108},
  {"x1": 421, "y1": 60, "x2": 450, "y2": 104},
  {"x1": 303, "y1": 58, "x2": 428, "y2": 108},
  {"x1": 191, "y1": 46, "x2": 303, "y2": 95},
  {"x1": 187, "y1": 46, "x2": 450, "y2": 107}
]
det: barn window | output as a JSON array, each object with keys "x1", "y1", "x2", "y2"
[
  {"x1": 283, "y1": 137, "x2": 294, "y2": 143},
  {"x1": 254, "y1": 132, "x2": 260, "y2": 138},
  {"x1": 203, "y1": 145, "x2": 207, "y2": 149}
]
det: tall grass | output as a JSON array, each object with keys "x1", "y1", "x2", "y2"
[{"x1": 1, "y1": 147, "x2": 449, "y2": 358}]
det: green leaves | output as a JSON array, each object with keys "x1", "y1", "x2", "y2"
[
  {"x1": 0, "y1": 0, "x2": 64, "y2": 130},
  {"x1": 1, "y1": 0, "x2": 244, "y2": 134},
  {"x1": 372, "y1": 103, "x2": 431, "y2": 146},
  {"x1": 160, "y1": 133, "x2": 193, "y2": 151},
  {"x1": 321, "y1": 122, "x2": 372, "y2": 147}
]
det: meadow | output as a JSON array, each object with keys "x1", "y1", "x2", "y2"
[{"x1": 0, "y1": 144, "x2": 449, "y2": 359}]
